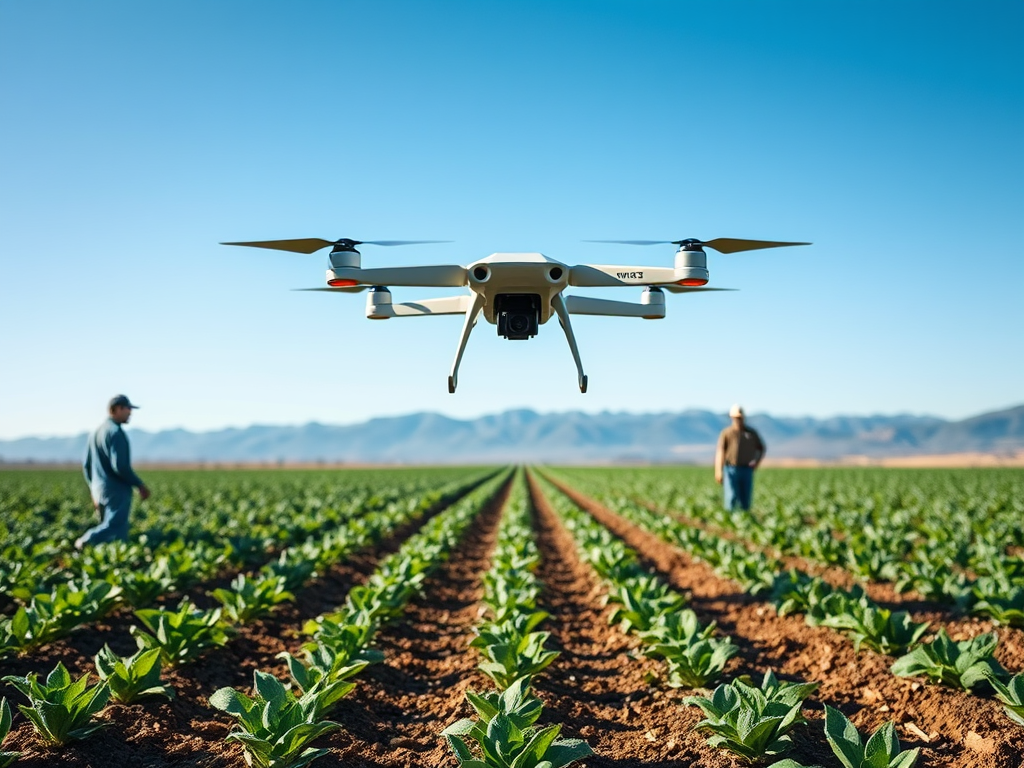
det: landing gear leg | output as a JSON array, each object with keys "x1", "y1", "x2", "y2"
[
  {"x1": 551, "y1": 294, "x2": 588, "y2": 393},
  {"x1": 448, "y1": 292, "x2": 486, "y2": 393}
]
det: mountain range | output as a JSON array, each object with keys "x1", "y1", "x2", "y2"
[{"x1": 2, "y1": 405, "x2": 1022, "y2": 465}]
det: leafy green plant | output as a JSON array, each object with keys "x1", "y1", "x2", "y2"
[
  {"x1": 132, "y1": 599, "x2": 231, "y2": 666},
  {"x1": 971, "y1": 584, "x2": 1024, "y2": 628},
  {"x1": 2, "y1": 662, "x2": 110, "y2": 745},
  {"x1": 639, "y1": 610, "x2": 738, "y2": 688},
  {"x1": 771, "y1": 571, "x2": 835, "y2": 623},
  {"x1": 607, "y1": 575, "x2": 687, "y2": 633},
  {"x1": 212, "y1": 573, "x2": 294, "y2": 624},
  {"x1": 823, "y1": 705, "x2": 920, "y2": 768},
  {"x1": 94, "y1": 644, "x2": 174, "y2": 703},
  {"x1": 0, "y1": 580, "x2": 123, "y2": 652},
  {"x1": 472, "y1": 625, "x2": 560, "y2": 689},
  {"x1": 0, "y1": 698, "x2": 21, "y2": 767},
  {"x1": 442, "y1": 678, "x2": 593, "y2": 768},
  {"x1": 818, "y1": 598, "x2": 930, "y2": 655},
  {"x1": 262, "y1": 550, "x2": 317, "y2": 592},
  {"x1": 276, "y1": 646, "x2": 373, "y2": 712},
  {"x1": 890, "y1": 629, "x2": 1007, "y2": 690},
  {"x1": 115, "y1": 556, "x2": 177, "y2": 608},
  {"x1": 210, "y1": 670, "x2": 345, "y2": 768},
  {"x1": 990, "y1": 673, "x2": 1024, "y2": 726},
  {"x1": 683, "y1": 670, "x2": 819, "y2": 763}
]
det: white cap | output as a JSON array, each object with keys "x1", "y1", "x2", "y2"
[{"x1": 729, "y1": 403, "x2": 744, "y2": 418}]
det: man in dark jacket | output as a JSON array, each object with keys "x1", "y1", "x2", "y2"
[
  {"x1": 714, "y1": 403, "x2": 766, "y2": 512},
  {"x1": 75, "y1": 395, "x2": 150, "y2": 549}
]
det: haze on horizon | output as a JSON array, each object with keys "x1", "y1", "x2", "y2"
[{"x1": 1, "y1": 1, "x2": 1021, "y2": 441}]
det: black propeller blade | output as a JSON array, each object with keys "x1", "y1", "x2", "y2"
[
  {"x1": 585, "y1": 238, "x2": 810, "y2": 253},
  {"x1": 222, "y1": 238, "x2": 451, "y2": 254},
  {"x1": 662, "y1": 286, "x2": 739, "y2": 294}
]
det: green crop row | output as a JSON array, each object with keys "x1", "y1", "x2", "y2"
[
  {"x1": 211, "y1": 470, "x2": 513, "y2": 768},
  {"x1": 558, "y1": 466, "x2": 1024, "y2": 624}
]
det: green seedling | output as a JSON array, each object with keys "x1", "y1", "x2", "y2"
[
  {"x1": 819, "y1": 599, "x2": 930, "y2": 656},
  {"x1": 473, "y1": 628, "x2": 560, "y2": 690},
  {"x1": 683, "y1": 670, "x2": 818, "y2": 763},
  {"x1": 442, "y1": 678, "x2": 593, "y2": 768},
  {"x1": 0, "y1": 698, "x2": 21, "y2": 767},
  {"x1": 990, "y1": 673, "x2": 1024, "y2": 726},
  {"x1": 132, "y1": 599, "x2": 231, "y2": 666},
  {"x1": 2, "y1": 662, "x2": 110, "y2": 745},
  {"x1": 890, "y1": 629, "x2": 1007, "y2": 690},
  {"x1": 212, "y1": 573, "x2": 294, "y2": 624},
  {"x1": 823, "y1": 705, "x2": 920, "y2": 768},
  {"x1": 94, "y1": 644, "x2": 174, "y2": 703},
  {"x1": 210, "y1": 670, "x2": 346, "y2": 768}
]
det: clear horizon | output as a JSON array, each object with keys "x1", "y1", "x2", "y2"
[{"x1": 2, "y1": 1, "x2": 1021, "y2": 440}]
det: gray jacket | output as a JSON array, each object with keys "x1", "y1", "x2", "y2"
[{"x1": 83, "y1": 418, "x2": 144, "y2": 506}]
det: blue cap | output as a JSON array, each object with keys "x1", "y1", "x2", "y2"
[{"x1": 109, "y1": 394, "x2": 140, "y2": 409}]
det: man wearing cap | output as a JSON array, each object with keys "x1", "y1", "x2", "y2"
[
  {"x1": 714, "y1": 404, "x2": 766, "y2": 512},
  {"x1": 75, "y1": 395, "x2": 150, "y2": 549}
]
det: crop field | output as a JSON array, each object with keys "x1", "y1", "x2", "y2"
[{"x1": 0, "y1": 465, "x2": 1022, "y2": 768}]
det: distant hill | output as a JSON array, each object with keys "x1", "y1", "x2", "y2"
[{"x1": 2, "y1": 405, "x2": 1022, "y2": 465}]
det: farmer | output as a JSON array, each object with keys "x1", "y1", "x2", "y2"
[
  {"x1": 75, "y1": 395, "x2": 150, "y2": 549},
  {"x1": 714, "y1": 403, "x2": 766, "y2": 512}
]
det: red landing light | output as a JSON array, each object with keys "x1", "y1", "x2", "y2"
[
  {"x1": 678, "y1": 278, "x2": 708, "y2": 286},
  {"x1": 328, "y1": 278, "x2": 360, "y2": 287}
]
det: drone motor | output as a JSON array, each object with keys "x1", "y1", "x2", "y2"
[
  {"x1": 674, "y1": 242, "x2": 709, "y2": 287},
  {"x1": 640, "y1": 287, "x2": 666, "y2": 319},
  {"x1": 365, "y1": 286, "x2": 392, "y2": 320}
]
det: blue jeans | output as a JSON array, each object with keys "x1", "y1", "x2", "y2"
[
  {"x1": 80, "y1": 498, "x2": 131, "y2": 545},
  {"x1": 723, "y1": 465, "x2": 754, "y2": 511}
]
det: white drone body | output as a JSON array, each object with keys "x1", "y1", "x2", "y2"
[{"x1": 223, "y1": 236, "x2": 809, "y2": 393}]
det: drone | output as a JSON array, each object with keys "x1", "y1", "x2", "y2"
[{"x1": 222, "y1": 236, "x2": 809, "y2": 393}]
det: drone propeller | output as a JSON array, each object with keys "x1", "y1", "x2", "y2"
[
  {"x1": 585, "y1": 238, "x2": 810, "y2": 253},
  {"x1": 222, "y1": 238, "x2": 451, "y2": 254},
  {"x1": 662, "y1": 286, "x2": 738, "y2": 294},
  {"x1": 292, "y1": 286, "x2": 368, "y2": 293}
]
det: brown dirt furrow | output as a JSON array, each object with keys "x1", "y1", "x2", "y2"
[
  {"x1": 637, "y1": 495, "x2": 966, "y2": 617},
  {"x1": 315, "y1": 475, "x2": 513, "y2": 767},
  {"x1": 636, "y1": 495, "x2": 1024, "y2": 675},
  {"x1": 0, "y1": 483, "x2": 486, "y2": 768},
  {"x1": 547, "y1": 474, "x2": 1024, "y2": 768},
  {"x1": 527, "y1": 471, "x2": 734, "y2": 768}
]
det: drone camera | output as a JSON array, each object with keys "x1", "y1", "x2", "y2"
[
  {"x1": 495, "y1": 293, "x2": 540, "y2": 340},
  {"x1": 472, "y1": 265, "x2": 491, "y2": 282}
]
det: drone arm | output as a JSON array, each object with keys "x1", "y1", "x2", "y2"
[
  {"x1": 551, "y1": 294, "x2": 588, "y2": 393},
  {"x1": 564, "y1": 295, "x2": 661, "y2": 318},
  {"x1": 569, "y1": 264, "x2": 678, "y2": 288},
  {"x1": 370, "y1": 295, "x2": 473, "y2": 318},
  {"x1": 332, "y1": 265, "x2": 467, "y2": 288},
  {"x1": 448, "y1": 292, "x2": 486, "y2": 393}
]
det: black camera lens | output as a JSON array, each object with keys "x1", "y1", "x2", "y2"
[{"x1": 509, "y1": 315, "x2": 529, "y2": 334}]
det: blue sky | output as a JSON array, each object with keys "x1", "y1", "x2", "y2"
[{"x1": 1, "y1": 1, "x2": 1021, "y2": 439}]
